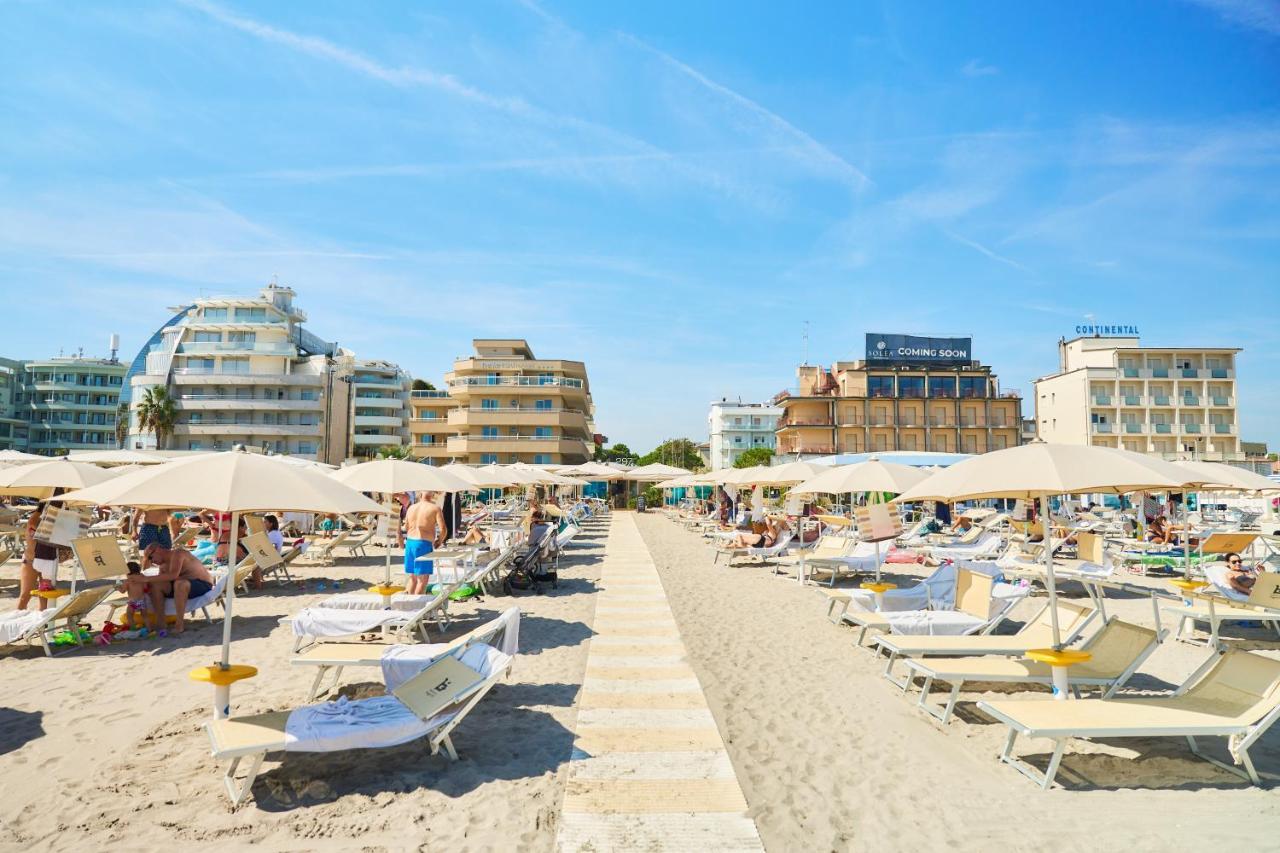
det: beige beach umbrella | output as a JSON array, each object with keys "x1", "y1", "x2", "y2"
[
  {"x1": 1172, "y1": 461, "x2": 1280, "y2": 493},
  {"x1": 59, "y1": 449, "x2": 385, "y2": 718},
  {"x1": 624, "y1": 463, "x2": 692, "y2": 482},
  {"x1": 330, "y1": 459, "x2": 472, "y2": 589},
  {"x1": 563, "y1": 461, "x2": 631, "y2": 481},
  {"x1": 894, "y1": 443, "x2": 1197, "y2": 665},
  {"x1": 735, "y1": 460, "x2": 824, "y2": 486},
  {"x1": 0, "y1": 458, "x2": 118, "y2": 498},
  {"x1": 0, "y1": 449, "x2": 46, "y2": 463},
  {"x1": 792, "y1": 458, "x2": 931, "y2": 496},
  {"x1": 67, "y1": 449, "x2": 171, "y2": 466}
]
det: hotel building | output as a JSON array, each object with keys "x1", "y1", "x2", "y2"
[
  {"x1": 408, "y1": 339, "x2": 596, "y2": 465},
  {"x1": 1034, "y1": 335, "x2": 1242, "y2": 461},
  {"x1": 707, "y1": 400, "x2": 783, "y2": 469},
  {"x1": 774, "y1": 335, "x2": 1022, "y2": 457},
  {"x1": 125, "y1": 283, "x2": 409, "y2": 464},
  {"x1": 0, "y1": 354, "x2": 127, "y2": 454}
]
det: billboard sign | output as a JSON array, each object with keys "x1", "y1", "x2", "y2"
[{"x1": 865, "y1": 334, "x2": 972, "y2": 367}]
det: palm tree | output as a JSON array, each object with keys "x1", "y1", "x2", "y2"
[
  {"x1": 114, "y1": 401, "x2": 130, "y2": 449},
  {"x1": 376, "y1": 444, "x2": 412, "y2": 460},
  {"x1": 137, "y1": 386, "x2": 177, "y2": 450}
]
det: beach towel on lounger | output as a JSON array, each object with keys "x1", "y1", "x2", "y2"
[
  {"x1": 0, "y1": 610, "x2": 47, "y2": 645},
  {"x1": 379, "y1": 613, "x2": 520, "y2": 691},
  {"x1": 291, "y1": 606, "x2": 406, "y2": 638}
]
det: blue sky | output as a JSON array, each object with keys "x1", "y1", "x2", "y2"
[{"x1": 2, "y1": 0, "x2": 1277, "y2": 451}]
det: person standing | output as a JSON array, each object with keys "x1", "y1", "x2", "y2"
[{"x1": 402, "y1": 492, "x2": 445, "y2": 595}]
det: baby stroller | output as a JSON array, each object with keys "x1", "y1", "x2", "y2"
[{"x1": 502, "y1": 523, "x2": 558, "y2": 595}]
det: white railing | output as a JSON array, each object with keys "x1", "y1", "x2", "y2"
[
  {"x1": 449, "y1": 376, "x2": 583, "y2": 389},
  {"x1": 179, "y1": 342, "x2": 295, "y2": 355}
]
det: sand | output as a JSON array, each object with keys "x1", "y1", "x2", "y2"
[
  {"x1": 633, "y1": 513, "x2": 1280, "y2": 852},
  {"x1": 5, "y1": 512, "x2": 1280, "y2": 852},
  {"x1": 0, "y1": 524, "x2": 609, "y2": 853}
]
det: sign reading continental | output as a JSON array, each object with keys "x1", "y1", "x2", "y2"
[
  {"x1": 1075, "y1": 323, "x2": 1139, "y2": 336},
  {"x1": 865, "y1": 333, "x2": 971, "y2": 366}
]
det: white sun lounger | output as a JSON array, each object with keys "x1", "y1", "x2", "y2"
[
  {"x1": 293, "y1": 606, "x2": 520, "y2": 700},
  {"x1": 980, "y1": 648, "x2": 1280, "y2": 788},
  {"x1": 905, "y1": 619, "x2": 1163, "y2": 723},
  {"x1": 288, "y1": 578, "x2": 468, "y2": 652},
  {"x1": 714, "y1": 530, "x2": 794, "y2": 566},
  {"x1": 0, "y1": 586, "x2": 113, "y2": 656},
  {"x1": 207, "y1": 643, "x2": 513, "y2": 806},
  {"x1": 873, "y1": 600, "x2": 1099, "y2": 687},
  {"x1": 1164, "y1": 565, "x2": 1280, "y2": 645},
  {"x1": 929, "y1": 533, "x2": 1005, "y2": 563},
  {"x1": 841, "y1": 569, "x2": 1028, "y2": 646}
]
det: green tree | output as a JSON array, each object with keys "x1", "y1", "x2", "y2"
[
  {"x1": 639, "y1": 438, "x2": 702, "y2": 471},
  {"x1": 377, "y1": 445, "x2": 413, "y2": 459},
  {"x1": 734, "y1": 447, "x2": 774, "y2": 469},
  {"x1": 595, "y1": 442, "x2": 635, "y2": 463},
  {"x1": 411, "y1": 378, "x2": 436, "y2": 391},
  {"x1": 114, "y1": 401, "x2": 131, "y2": 449},
  {"x1": 136, "y1": 386, "x2": 177, "y2": 450}
]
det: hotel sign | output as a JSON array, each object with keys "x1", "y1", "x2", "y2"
[
  {"x1": 1075, "y1": 324, "x2": 1139, "y2": 336},
  {"x1": 865, "y1": 333, "x2": 971, "y2": 367}
]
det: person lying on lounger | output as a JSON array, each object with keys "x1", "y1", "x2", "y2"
[
  {"x1": 1225, "y1": 552, "x2": 1260, "y2": 596},
  {"x1": 1147, "y1": 516, "x2": 1174, "y2": 545},
  {"x1": 727, "y1": 516, "x2": 788, "y2": 549}
]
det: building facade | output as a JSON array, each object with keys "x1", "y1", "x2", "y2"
[
  {"x1": 707, "y1": 401, "x2": 783, "y2": 469},
  {"x1": 1034, "y1": 336, "x2": 1242, "y2": 461},
  {"x1": 407, "y1": 339, "x2": 596, "y2": 465},
  {"x1": 0, "y1": 356, "x2": 127, "y2": 454},
  {"x1": 125, "y1": 283, "x2": 409, "y2": 464},
  {"x1": 774, "y1": 335, "x2": 1022, "y2": 457}
]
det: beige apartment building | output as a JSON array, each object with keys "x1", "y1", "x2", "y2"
[
  {"x1": 408, "y1": 339, "x2": 596, "y2": 465},
  {"x1": 1034, "y1": 335, "x2": 1241, "y2": 461},
  {"x1": 775, "y1": 335, "x2": 1022, "y2": 457}
]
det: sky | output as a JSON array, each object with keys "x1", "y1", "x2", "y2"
[{"x1": 1, "y1": 0, "x2": 1278, "y2": 452}]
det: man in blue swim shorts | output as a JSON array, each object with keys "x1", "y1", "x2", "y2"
[{"x1": 402, "y1": 491, "x2": 445, "y2": 595}]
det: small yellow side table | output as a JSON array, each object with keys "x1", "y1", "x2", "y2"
[
  {"x1": 33, "y1": 588, "x2": 69, "y2": 602},
  {"x1": 1026, "y1": 648, "x2": 1092, "y2": 700},
  {"x1": 860, "y1": 581, "x2": 897, "y2": 610},
  {"x1": 190, "y1": 664, "x2": 258, "y2": 719}
]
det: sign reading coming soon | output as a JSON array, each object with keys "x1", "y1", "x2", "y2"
[{"x1": 865, "y1": 333, "x2": 972, "y2": 367}]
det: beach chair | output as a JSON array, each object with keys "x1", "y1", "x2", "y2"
[
  {"x1": 207, "y1": 643, "x2": 513, "y2": 806},
  {"x1": 799, "y1": 539, "x2": 884, "y2": 586},
  {"x1": 104, "y1": 564, "x2": 239, "y2": 628},
  {"x1": 714, "y1": 529, "x2": 795, "y2": 567},
  {"x1": 288, "y1": 579, "x2": 468, "y2": 652},
  {"x1": 307, "y1": 530, "x2": 355, "y2": 566},
  {"x1": 929, "y1": 532, "x2": 1005, "y2": 563},
  {"x1": 980, "y1": 648, "x2": 1280, "y2": 788},
  {"x1": 172, "y1": 526, "x2": 200, "y2": 550},
  {"x1": 827, "y1": 561, "x2": 963, "y2": 622},
  {"x1": 1164, "y1": 566, "x2": 1280, "y2": 645},
  {"x1": 341, "y1": 525, "x2": 376, "y2": 559},
  {"x1": 0, "y1": 586, "x2": 113, "y2": 656},
  {"x1": 873, "y1": 600, "x2": 1099, "y2": 687},
  {"x1": 293, "y1": 606, "x2": 520, "y2": 700},
  {"x1": 841, "y1": 569, "x2": 1026, "y2": 646},
  {"x1": 905, "y1": 619, "x2": 1162, "y2": 723}
]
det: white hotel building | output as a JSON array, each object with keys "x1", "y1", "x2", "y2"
[
  {"x1": 1034, "y1": 335, "x2": 1242, "y2": 461},
  {"x1": 708, "y1": 400, "x2": 783, "y2": 469}
]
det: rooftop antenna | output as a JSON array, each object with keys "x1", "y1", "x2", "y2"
[{"x1": 802, "y1": 320, "x2": 810, "y2": 365}]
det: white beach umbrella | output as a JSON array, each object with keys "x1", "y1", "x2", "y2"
[
  {"x1": 791, "y1": 457, "x2": 931, "y2": 496},
  {"x1": 59, "y1": 449, "x2": 385, "y2": 718},
  {"x1": 67, "y1": 449, "x2": 171, "y2": 466},
  {"x1": 1172, "y1": 461, "x2": 1280, "y2": 493},
  {"x1": 0, "y1": 449, "x2": 46, "y2": 463},
  {"x1": 0, "y1": 458, "x2": 119, "y2": 498},
  {"x1": 330, "y1": 459, "x2": 472, "y2": 589},
  {"x1": 894, "y1": 443, "x2": 1196, "y2": 667},
  {"x1": 623, "y1": 463, "x2": 692, "y2": 482},
  {"x1": 735, "y1": 461, "x2": 824, "y2": 486}
]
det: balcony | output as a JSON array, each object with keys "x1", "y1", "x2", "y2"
[
  {"x1": 1149, "y1": 368, "x2": 1170, "y2": 378},
  {"x1": 446, "y1": 435, "x2": 588, "y2": 456},
  {"x1": 1121, "y1": 368, "x2": 1139, "y2": 378},
  {"x1": 448, "y1": 376, "x2": 583, "y2": 389},
  {"x1": 778, "y1": 417, "x2": 834, "y2": 429},
  {"x1": 1209, "y1": 396, "x2": 1233, "y2": 407},
  {"x1": 867, "y1": 418, "x2": 894, "y2": 427},
  {"x1": 178, "y1": 396, "x2": 321, "y2": 411},
  {"x1": 1152, "y1": 423, "x2": 1173, "y2": 434},
  {"x1": 1123, "y1": 423, "x2": 1144, "y2": 434},
  {"x1": 777, "y1": 442, "x2": 836, "y2": 455},
  {"x1": 448, "y1": 408, "x2": 588, "y2": 430},
  {"x1": 1209, "y1": 368, "x2": 1231, "y2": 379},
  {"x1": 352, "y1": 376, "x2": 403, "y2": 386},
  {"x1": 411, "y1": 389, "x2": 452, "y2": 399},
  {"x1": 351, "y1": 396, "x2": 403, "y2": 409},
  {"x1": 174, "y1": 423, "x2": 321, "y2": 436},
  {"x1": 353, "y1": 415, "x2": 404, "y2": 428},
  {"x1": 179, "y1": 341, "x2": 296, "y2": 355},
  {"x1": 1091, "y1": 423, "x2": 1113, "y2": 434},
  {"x1": 1092, "y1": 396, "x2": 1112, "y2": 406},
  {"x1": 1181, "y1": 424, "x2": 1202, "y2": 434},
  {"x1": 1212, "y1": 423, "x2": 1236, "y2": 435},
  {"x1": 172, "y1": 370, "x2": 322, "y2": 385},
  {"x1": 353, "y1": 433, "x2": 403, "y2": 446},
  {"x1": 1121, "y1": 395, "x2": 1142, "y2": 406},
  {"x1": 1180, "y1": 395, "x2": 1200, "y2": 406},
  {"x1": 1151, "y1": 396, "x2": 1171, "y2": 407}
]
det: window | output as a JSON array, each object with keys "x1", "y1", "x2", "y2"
[
  {"x1": 482, "y1": 426, "x2": 499, "y2": 438},
  {"x1": 300, "y1": 390, "x2": 318, "y2": 401},
  {"x1": 898, "y1": 376, "x2": 925, "y2": 398},
  {"x1": 533, "y1": 454, "x2": 551, "y2": 465},
  {"x1": 928, "y1": 376, "x2": 956, "y2": 398},
  {"x1": 535, "y1": 399, "x2": 553, "y2": 411},
  {"x1": 222, "y1": 359, "x2": 249, "y2": 374},
  {"x1": 193, "y1": 331, "x2": 221, "y2": 343},
  {"x1": 534, "y1": 427, "x2": 552, "y2": 438},
  {"x1": 867, "y1": 376, "x2": 895, "y2": 398},
  {"x1": 297, "y1": 442, "x2": 315, "y2": 455},
  {"x1": 227, "y1": 331, "x2": 256, "y2": 343},
  {"x1": 481, "y1": 453, "x2": 498, "y2": 464},
  {"x1": 486, "y1": 373, "x2": 499, "y2": 386},
  {"x1": 734, "y1": 417, "x2": 743, "y2": 426},
  {"x1": 234, "y1": 307, "x2": 266, "y2": 322},
  {"x1": 203, "y1": 307, "x2": 228, "y2": 320},
  {"x1": 481, "y1": 398, "x2": 498, "y2": 410},
  {"x1": 299, "y1": 415, "x2": 316, "y2": 426},
  {"x1": 959, "y1": 377, "x2": 985, "y2": 398},
  {"x1": 189, "y1": 413, "x2": 203, "y2": 424},
  {"x1": 189, "y1": 358, "x2": 215, "y2": 372},
  {"x1": 538, "y1": 372, "x2": 554, "y2": 385}
]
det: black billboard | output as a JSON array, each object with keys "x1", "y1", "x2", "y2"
[{"x1": 865, "y1": 333, "x2": 972, "y2": 367}]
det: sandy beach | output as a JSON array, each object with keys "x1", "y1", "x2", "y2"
[{"x1": 4, "y1": 513, "x2": 1280, "y2": 852}]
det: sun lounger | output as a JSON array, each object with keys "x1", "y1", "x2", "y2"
[
  {"x1": 905, "y1": 619, "x2": 1162, "y2": 723},
  {"x1": 828, "y1": 561, "x2": 964, "y2": 621},
  {"x1": 307, "y1": 531, "x2": 355, "y2": 566},
  {"x1": 1164, "y1": 565, "x2": 1280, "y2": 644},
  {"x1": 288, "y1": 579, "x2": 467, "y2": 652},
  {"x1": 873, "y1": 600, "x2": 1099, "y2": 686},
  {"x1": 841, "y1": 569, "x2": 1027, "y2": 646},
  {"x1": 207, "y1": 642, "x2": 513, "y2": 806},
  {"x1": 293, "y1": 606, "x2": 520, "y2": 700},
  {"x1": 980, "y1": 648, "x2": 1280, "y2": 788},
  {"x1": 929, "y1": 533, "x2": 1005, "y2": 563},
  {"x1": 104, "y1": 564, "x2": 240, "y2": 627},
  {"x1": 341, "y1": 526, "x2": 376, "y2": 559},
  {"x1": 0, "y1": 586, "x2": 113, "y2": 656},
  {"x1": 802, "y1": 540, "x2": 884, "y2": 587}
]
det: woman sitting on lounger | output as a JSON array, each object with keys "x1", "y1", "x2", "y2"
[
  {"x1": 1225, "y1": 552, "x2": 1260, "y2": 595},
  {"x1": 1147, "y1": 516, "x2": 1174, "y2": 545},
  {"x1": 728, "y1": 515, "x2": 788, "y2": 549}
]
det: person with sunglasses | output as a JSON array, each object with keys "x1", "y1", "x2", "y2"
[{"x1": 1224, "y1": 551, "x2": 1259, "y2": 596}]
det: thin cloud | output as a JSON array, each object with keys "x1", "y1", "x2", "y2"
[
  {"x1": 943, "y1": 228, "x2": 1033, "y2": 273},
  {"x1": 618, "y1": 32, "x2": 872, "y2": 191},
  {"x1": 961, "y1": 59, "x2": 999, "y2": 77},
  {"x1": 1185, "y1": 0, "x2": 1280, "y2": 36}
]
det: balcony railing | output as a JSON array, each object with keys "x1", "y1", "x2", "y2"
[
  {"x1": 1209, "y1": 368, "x2": 1230, "y2": 379},
  {"x1": 1091, "y1": 423, "x2": 1113, "y2": 434},
  {"x1": 1121, "y1": 368, "x2": 1139, "y2": 378},
  {"x1": 179, "y1": 342, "x2": 295, "y2": 355},
  {"x1": 449, "y1": 376, "x2": 583, "y2": 388},
  {"x1": 469, "y1": 434, "x2": 560, "y2": 441},
  {"x1": 779, "y1": 417, "x2": 833, "y2": 428},
  {"x1": 1124, "y1": 423, "x2": 1144, "y2": 433},
  {"x1": 1181, "y1": 395, "x2": 1200, "y2": 406},
  {"x1": 1151, "y1": 396, "x2": 1171, "y2": 406},
  {"x1": 411, "y1": 389, "x2": 451, "y2": 398},
  {"x1": 1213, "y1": 423, "x2": 1236, "y2": 434},
  {"x1": 1181, "y1": 423, "x2": 1201, "y2": 433},
  {"x1": 1121, "y1": 395, "x2": 1142, "y2": 406},
  {"x1": 469, "y1": 406, "x2": 580, "y2": 414},
  {"x1": 1152, "y1": 423, "x2": 1173, "y2": 434},
  {"x1": 1092, "y1": 396, "x2": 1112, "y2": 405},
  {"x1": 1210, "y1": 396, "x2": 1232, "y2": 406}
]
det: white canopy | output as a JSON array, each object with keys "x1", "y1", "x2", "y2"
[
  {"x1": 0, "y1": 458, "x2": 119, "y2": 498},
  {"x1": 330, "y1": 459, "x2": 472, "y2": 494},
  {"x1": 792, "y1": 458, "x2": 932, "y2": 496}
]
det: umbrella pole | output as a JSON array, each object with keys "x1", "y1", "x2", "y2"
[
  {"x1": 1023, "y1": 491, "x2": 1093, "y2": 701},
  {"x1": 1042, "y1": 494, "x2": 1060, "y2": 648},
  {"x1": 189, "y1": 510, "x2": 257, "y2": 721}
]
